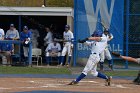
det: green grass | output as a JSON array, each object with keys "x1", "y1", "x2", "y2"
[
  {"x1": 0, "y1": 66, "x2": 139, "y2": 77},
  {"x1": 104, "y1": 70, "x2": 139, "y2": 77},
  {"x1": 0, "y1": 66, "x2": 71, "y2": 74}
]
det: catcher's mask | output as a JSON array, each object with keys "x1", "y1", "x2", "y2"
[{"x1": 91, "y1": 30, "x2": 103, "y2": 37}]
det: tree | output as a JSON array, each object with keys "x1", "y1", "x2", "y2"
[{"x1": 0, "y1": 0, "x2": 73, "y2": 7}]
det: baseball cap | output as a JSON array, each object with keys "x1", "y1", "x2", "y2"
[
  {"x1": 10, "y1": 24, "x2": 14, "y2": 27},
  {"x1": 23, "y1": 26, "x2": 28, "y2": 30},
  {"x1": 65, "y1": 25, "x2": 70, "y2": 28}
]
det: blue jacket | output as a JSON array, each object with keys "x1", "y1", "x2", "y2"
[
  {"x1": 0, "y1": 43, "x2": 13, "y2": 51},
  {"x1": 20, "y1": 31, "x2": 32, "y2": 42}
]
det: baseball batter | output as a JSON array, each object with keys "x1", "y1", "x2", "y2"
[
  {"x1": 100, "y1": 28, "x2": 113, "y2": 70},
  {"x1": 68, "y1": 30, "x2": 111, "y2": 86},
  {"x1": 59, "y1": 25, "x2": 74, "y2": 67}
]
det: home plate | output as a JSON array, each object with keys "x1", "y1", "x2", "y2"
[
  {"x1": 80, "y1": 81, "x2": 98, "y2": 83},
  {"x1": 112, "y1": 84, "x2": 129, "y2": 88}
]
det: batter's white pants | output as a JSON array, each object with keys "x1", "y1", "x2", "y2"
[
  {"x1": 61, "y1": 43, "x2": 72, "y2": 56},
  {"x1": 100, "y1": 48, "x2": 112, "y2": 62},
  {"x1": 23, "y1": 46, "x2": 29, "y2": 57},
  {"x1": 82, "y1": 54, "x2": 100, "y2": 76}
]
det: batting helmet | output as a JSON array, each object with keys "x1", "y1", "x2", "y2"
[{"x1": 91, "y1": 30, "x2": 103, "y2": 37}]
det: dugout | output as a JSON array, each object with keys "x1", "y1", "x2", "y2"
[
  {"x1": 0, "y1": 7, "x2": 73, "y2": 66},
  {"x1": 0, "y1": 7, "x2": 73, "y2": 46}
]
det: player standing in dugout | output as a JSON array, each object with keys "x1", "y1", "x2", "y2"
[{"x1": 59, "y1": 25, "x2": 74, "y2": 67}]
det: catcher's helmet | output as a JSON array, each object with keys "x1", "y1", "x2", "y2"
[
  {"x1": 65, "y1": 25, "x2": 70, "y2": 29},
  {"x1": 91, "y1": 30, "x2": 103, "y2": 37},
  {"x1": 104, "y1": 28, "x2": 109, "y2": 32}
]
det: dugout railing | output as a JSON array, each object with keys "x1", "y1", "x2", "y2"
[{"x1": 0, "y1": 40, "x2": 32, "y2": 66}]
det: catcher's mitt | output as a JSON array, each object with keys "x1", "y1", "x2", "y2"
[{"x1": 112, "y1": 52, "x2": 121, "y2": 57}]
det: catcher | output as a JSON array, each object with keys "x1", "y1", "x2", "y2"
[{"x1": 112, "y1": 52, "x2": 140, "y2": 85}]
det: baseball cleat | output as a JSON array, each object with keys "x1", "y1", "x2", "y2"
[
  {"x1": 65, "y1": 64, "x2": 70, "y2": 68},
  {"x1": 68, "y1": 80, "x2": 78, "y2": 85},
  {"x1": 105, "y1": 76, "x2": 112, "y2": 86}
]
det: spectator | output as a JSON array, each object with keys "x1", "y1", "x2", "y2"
[
  {"x1": 20, "y1": 26, "x2": 32, "y2": 65},
  {"x1": 0, "y1": 27, "x2": 5, "y2": 40},
  {"x1": 6, "y1": 24, "x2": 20, "y2": 54},
  {"x1": 0, "y1": 42, "x2": 13, "y2": 65},
  {"x1": 45, "y1": 40, "x2": 61, "y2": 66},
  {"x1": 6, "y1": 24, "x2": 19, "y2": 40},
  {"x1": 44, "y1": 26, "x2": 53, "y2": 47}
]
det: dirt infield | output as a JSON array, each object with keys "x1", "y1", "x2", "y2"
[{"x1": 0, "y1": 78, "x2": 139, "y2": 93}]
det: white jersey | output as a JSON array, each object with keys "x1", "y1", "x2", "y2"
[
  {"x1": 102, "y1": 33, "x2": 113, "y2": 47},
  {"x1": 0, "y1": 28, "x2": 5, "y2": 40},
  {"x1": 102, "y1": 33, "x2": 113, "y2": 41},
  {"x1": 6, "y1": 29, "x2": 19, "y2": 39},
  {"x1": 46, "y1": 42, "x2": 61, "y2": 52},
  {"x1": 85, "y1": 37, "x2": 107, "y2": 54},
  {"x1": 44, "y1": 31, "x2": 53, "y2": 45},
  {"x1": 63, "y1": 30, "x2": 74, "y2": 43}
]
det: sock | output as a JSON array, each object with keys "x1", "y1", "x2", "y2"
[
  {"x1": 100, "y1": 62, "x2": 104, "y2": 69},
  {"x1": 97, "y1": 72, "x2": 107, "y2": 79},
  {"x1": 75, "y1": 73, "x2": 86, "y2": 82},
  {"x1": 58, "y1": 56, "x2": 61, "y2": 64},
  {"x1": 60, "y1": 56, "x2": 65, "y2": 65},
  {"x1": 68, "y1": 56, "x2": 71, "y2": 64},
  {"x1": 25, "y1": 57, "x2": 29, "y2": 65},
  {"x1": 46, "y1": 56, "x2": 51, "y2": 65},
  {"x1": 108, "y1": 60, "x2": 112, "y2": 66}
]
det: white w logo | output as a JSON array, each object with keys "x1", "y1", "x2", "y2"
[{"x1": 84, "y1": 0, "x2": 115, "y2": 34}]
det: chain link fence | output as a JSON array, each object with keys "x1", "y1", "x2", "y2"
[{"x1": 124, "y1": 0, "x2": 140, "y2": 57}]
